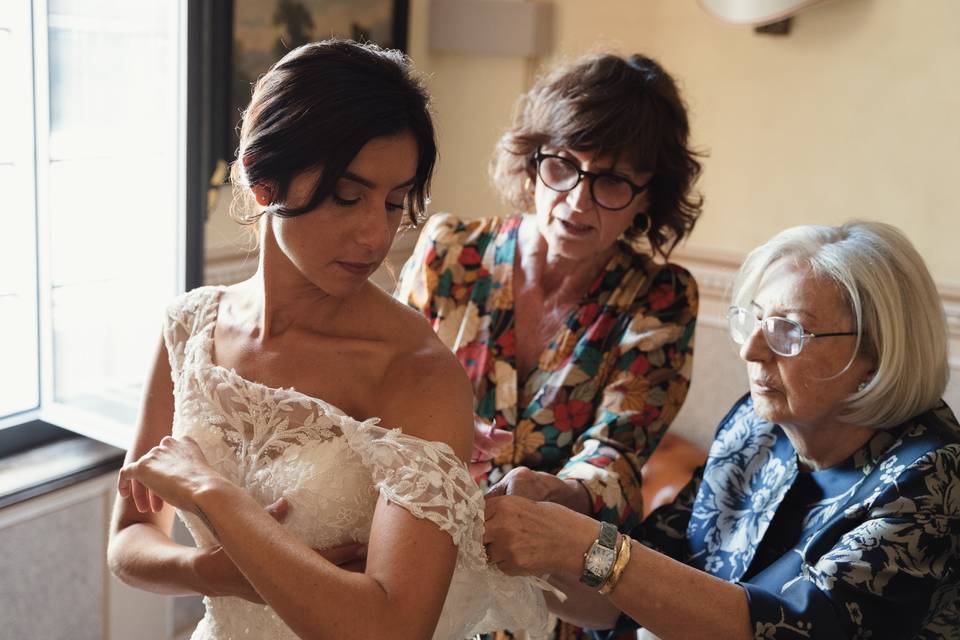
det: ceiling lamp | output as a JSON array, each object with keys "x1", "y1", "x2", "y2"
[{"x1": 699, "y1": 0, "x2": 829, "y2": 27}]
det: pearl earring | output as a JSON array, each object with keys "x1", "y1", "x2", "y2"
[
  {"x1": 253, "y1": 186, "x2": 271, "y2": 207},
  {"x1": 857, "y1": 381, "x2": 868, "y2": 392}
]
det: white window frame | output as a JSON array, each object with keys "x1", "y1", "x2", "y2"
[
  {"x1": 0, "y1": 0, "x2": 189, "y2": 450},
  {"x1": 0, "y1": 0, "x2": 41, "y2": 431}
]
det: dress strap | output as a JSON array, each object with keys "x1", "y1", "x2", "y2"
[{"x1": 161, "y1": 286, "x2": 222, "y2": 382}]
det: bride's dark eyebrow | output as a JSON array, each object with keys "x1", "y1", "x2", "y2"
[{"x1": 341, "y1": 171, "x2": 416, "y2": 191}]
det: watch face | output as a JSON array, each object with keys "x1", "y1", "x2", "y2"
[{"x1": 585, "y1": 546, "x2": 617, "y2": 575}]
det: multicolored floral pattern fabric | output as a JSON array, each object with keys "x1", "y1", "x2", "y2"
[
  {"x1": 603, "y1": 394, "x2": 960, "y2": 639},
  {"x1": 396, "y1": 213, "x2": 698, "y2": 531}
]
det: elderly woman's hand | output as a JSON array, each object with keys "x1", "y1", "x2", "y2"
[
  {"x1": 485, "y1": 466, "x2": 592, "y2": 513},
  {"x1": 483, "y1": 495, "x2": 598, "y2": 577}
]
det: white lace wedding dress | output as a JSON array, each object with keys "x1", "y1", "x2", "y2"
[{"x1": 163, "y1": 286, "x2": 553, "y2": 640}]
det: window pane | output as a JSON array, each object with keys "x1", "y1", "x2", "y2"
[
  {"x1": 0, "y1": 166, "x2": 40, "y2": 417},
  {"x1": 0, "y1": 27, "x2": 14, "y2": 164},
  {"x1": 0, "y1": 3, "x2": 40, "y2": 419},
  {"x1": 45, "y1": 1, "x2": 181, "y2": 425}
]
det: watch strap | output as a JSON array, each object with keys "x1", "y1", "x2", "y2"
[
  {"x1": 579, "y1": 521, "x2": 619, "y2": 587},
  {"x1": 598, "y1": 520, "x2": 617, "y2": 549}
]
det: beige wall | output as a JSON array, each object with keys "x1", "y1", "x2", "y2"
[{"x1": 409, "y1": 0, "x2": 960, "y2": 283}]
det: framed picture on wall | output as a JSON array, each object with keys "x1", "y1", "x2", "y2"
[
  {"x1": 229, "y1": 0, "x2": 410, "y2": 155},
  {"x1": 188, "y1": 0, "x2": 409, "y2": 288}
]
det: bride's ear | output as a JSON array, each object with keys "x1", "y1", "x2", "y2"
[
  {"x1": 251, "y1": 183, "x2": 273, "y2": 207},
  {"x1": 241, "y1": 152, "x2": 275, "y2": 208}
]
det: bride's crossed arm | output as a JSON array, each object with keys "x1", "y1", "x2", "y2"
[
  {"x1": 109, "y1": 336, "x2": 475, "y2": 640},
  {"x1": 108, "y1": 336, "x2": 266, "y2": 601}
]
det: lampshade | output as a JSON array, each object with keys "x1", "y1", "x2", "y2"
[{"x1": 699, "y1": 0, "x2": 828, "y2": 26}]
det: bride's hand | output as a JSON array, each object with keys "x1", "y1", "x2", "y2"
[
  {"x1": 195, "y1": 497, "x2": 369, "y2": 603},
  {"x1": 195, "y1": 497, "x2": 290, "y2": 603},
  {"x1": 317, "y1": 542, "x2": 368, "y2": 573},
  {"x1": 118, "y1": 436, "x2": 219, "y2": 514}
]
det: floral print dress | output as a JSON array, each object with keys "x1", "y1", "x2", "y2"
[
  {"x1": 602, "y1": 394, "x2": 960, "y2": 640},
  {"x1": 396, "y1": 213, "x2": 698, "y2": 533}
]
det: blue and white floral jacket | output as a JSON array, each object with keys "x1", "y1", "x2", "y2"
[{"x1": 605, "y1": 394, "x2": 960, "y2": 639}]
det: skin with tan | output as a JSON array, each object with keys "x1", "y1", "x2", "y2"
[
  {"x1": 482, "y1": 260, "x2": 875, "y2": 640},
  {"x1": 490, "y1": 147, "x2": 653, "y2": 512},
  {"x1": 108, "y1": 132, "x2": 476, "y2": 640}
]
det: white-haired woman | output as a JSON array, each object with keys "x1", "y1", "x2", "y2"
[{"x1": 482, "y1": 221, "x2": 960, "y2": 639}]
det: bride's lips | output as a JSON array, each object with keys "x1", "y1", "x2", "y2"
[{"x1": 336, "y1": 260, "x2": 376, "y2": 276}]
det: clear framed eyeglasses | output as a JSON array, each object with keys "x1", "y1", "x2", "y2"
[
  {"x1": 533, "y1": 149, "x2": 650, "y2": 211},
  {"x1": 726, "y1": 305, "x2": 858, "y2": 357}
]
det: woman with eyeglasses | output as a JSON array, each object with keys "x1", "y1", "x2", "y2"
[
  {"x1": 397, "y1": 54, "x2": 701, "y2": 637},
  {"x1": 396, "y1": 52, "x2": 704, "y2": 639},
  {"x1": 482, "y1": 221, "x2": 960, "y2": 639}
]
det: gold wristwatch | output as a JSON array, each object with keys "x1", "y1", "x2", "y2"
[{"x1": 579, "y1": 521, "x2": 618, "y2": 587}]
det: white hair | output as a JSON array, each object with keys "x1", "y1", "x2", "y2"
[{"x1": 732, "y1": 221, "x2": 949, "y2": 429}]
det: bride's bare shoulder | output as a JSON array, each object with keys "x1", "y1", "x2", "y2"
[
  {"x1": 363, "y1": 288, "x2": 474, "y2": 460},
  {"x1": 357, "y1": 282, "x2": 445, "y2": 343}
]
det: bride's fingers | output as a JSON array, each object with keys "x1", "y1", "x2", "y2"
[
  {"x1": 117, "y1": 467, "x2": 132, "y2": 498},
  {"x1": 316, "y1": 543, "x2": 367, "y2": 567},
  {"x1": 265, "y1": 497, "x2": 289, "y2": 522},
  {"x1": 148, "y1": 489, "x2": 165, "y2": 513},
  {"x1": 339, "y1": 559, "x2": 367, "y2": 573},
  {"x1": 129, "y1": 477, "x2": 151, "y2": 513}
]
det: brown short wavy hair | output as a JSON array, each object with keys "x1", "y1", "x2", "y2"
[{"x1": 492, "y1": 53, "x2": 703, "y2": 259}]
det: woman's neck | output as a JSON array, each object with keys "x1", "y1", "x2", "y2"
[
  {"x1": 516, "y1": 216, "x2": 616, "y2": 300},
  {"x1": 244, "y1": 221, "x2": 347, "y2": 341},
  {"x1": 781, "y1": 418, "x2": 876, "y2": 472}
]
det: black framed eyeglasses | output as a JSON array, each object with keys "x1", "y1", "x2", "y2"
[
  {"x1": 726, "y1": 305, "x2": 858, "y2": 357},
  {"x1": 533, "y1": 149, "x2": 650, "y2": 211}
]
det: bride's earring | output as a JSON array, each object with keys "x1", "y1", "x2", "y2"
[{"x1": 252, "y1": 184, "x2": 272, "y2": 207}]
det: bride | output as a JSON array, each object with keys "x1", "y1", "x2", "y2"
[{"x1": 107, "y1": 40, "x2": 550, "y2": 639}]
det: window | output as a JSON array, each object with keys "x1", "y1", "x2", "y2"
[
  {"x1": 0, "y1": 1, "x2": 40, "y2": 420},
  {"x1": 0, "y1": 0, "x2": 187, "y2": 449}
]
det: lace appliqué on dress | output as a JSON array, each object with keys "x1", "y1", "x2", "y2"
[{"x1": 160, "y1": 287, "x2": 554, "y2": 640}]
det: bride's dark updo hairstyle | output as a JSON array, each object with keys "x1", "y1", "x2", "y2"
[{"x1": 231, "y1": 39, "x2": 436, "y2": 225}]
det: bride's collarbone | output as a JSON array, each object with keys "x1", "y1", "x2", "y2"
[
  {"x1": 212, "y1": 330, "x2": 398, "y2": 418},
  {"x1": 211, "y1": 289, "x2": 433, "y2": 418}
]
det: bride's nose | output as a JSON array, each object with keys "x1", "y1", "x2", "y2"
[{"x1": 354, "y1": 208, "x2": 392, "y2": 254}]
